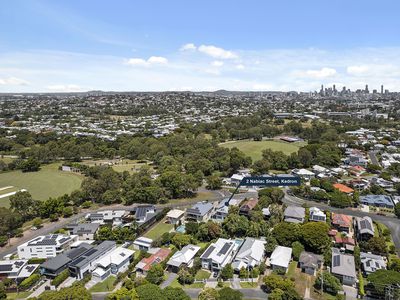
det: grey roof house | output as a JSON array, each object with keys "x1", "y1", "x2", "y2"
[
  {"x1": 167, "y1": 244, "x2": 201, "y2": 272},
  {"x1": 355, "y1": 216, "x2": 375, "y2": 241},
  {"x1": 200, "y1": 238, "x2": 239, "y2": 272},
  {"x1": 299, "y1": 251, "x2": 323, "y2": 275},
  {"x1": 331, "y1": 248, "x2": 356, "y2": 286},
  {"x1": 231, "y1": 238, "x2": 265, "y2": 271},
  {"x1": 186, "y1": 202, "x2": 214, "y2": 222},
  {"x1": 360, "y1": 252, "x2": 387, "y2": 275},
  {"x1": 66, "y1": 223, "x2": 100, "y2": 241},
  {"x1": 360, "y1": 195, "x2": 394, "y2": 208},
  {"x1": 284, "y1": 206, "x2": 305, "y2": 223}
]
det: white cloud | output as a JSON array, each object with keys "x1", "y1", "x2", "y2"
[
  {"x1": 198, "y1": 45, "x2": 238, "y2": 59},
  {"x1": 125, "y1": 58, "x2": 148, "y2": 66},
  {"x1": 0, "y1": 76, "x2": 29, "y2": 86},
  {"x1": 180, "y1": 43, "x2": 196, "y2": 51},
  {"x1": 47, "y1": 84, "x2": 84, "y2": 92},
  {"x1": 295, "y1": 67, "x2": 337, "y2": 79},
  {"x1": 211, "y1": 60, "x2": 224, "y2": 67},
  {"x1": 126, "y1": 56, "x2": 168, "y2": 67},
  {"x1": 253, "y1": 83, "x2": 273, "y2": 90},
  {"x1": 347, "y1": 65, "x2": 369, "y2": 75},
  {"x1": 236, "y1": 64, "x2": 245, "y2": 70}
]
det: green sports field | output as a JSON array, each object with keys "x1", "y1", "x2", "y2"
[
  {"x1": 219, "y1": 139, "x2": 306, "y2": 161},
  {"x1": 0, "y1": 163, "x2": 83, "y2": 207}
]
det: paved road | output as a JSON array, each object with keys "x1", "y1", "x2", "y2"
[
  {"x1": 368, "y1": 150, "x2": 380, "y2": 166},
  {"x1": 284, "y1": 191, "x2": 400, "y2": 253}
]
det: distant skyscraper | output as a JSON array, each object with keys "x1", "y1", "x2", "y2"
[
  {"x1": 365, "y1": 84, "x2": 369, "y2": 93},
  {"x1": 381, "y1": 85, "x2": 384, "y2": 94}
]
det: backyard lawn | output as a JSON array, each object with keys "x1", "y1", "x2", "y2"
[
  {"x1": 6, "y1": 291, "x2": 32, "y2": 300},
  {"x1": 89, "y1": 276, "x2": 116, "y2": 293},
  {"x1": 144, "y1": 220, "x2": 174, "y2": 240},
  {"x1": 0, "y1": 163, "x2": 83, "y2": 207},
  {"x1": 195, "y1": 269, "x2": 211, "y2": 280},
  {"x1": 219, "y1": 139, "x2": 306, "y2": 161}
]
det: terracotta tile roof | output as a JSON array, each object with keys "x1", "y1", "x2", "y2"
[
  {"x1": 333, "y1": 183, "x2": 354, "y2": 194},
  {"x1": 139, "y1": 248, "x2": 171, "y2": 271},
  {"x1": 332, "y1": 213, "x2": 352, "y2": 227}
]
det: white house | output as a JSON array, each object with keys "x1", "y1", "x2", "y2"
[
  {"x1": 166, "y1": 209, "x2": 185, "y2": 225},
  {"x1": 92, "y1": 247, "x2": 134, "y2": 282},
  {"x1": 232, "y1": 238, "x2": 266, "y2": 271},
  {"x1": 269, "y1": 246, "x2": 292, "y2": 273},
  {"x1": 292, "y1": 168, "x2": 314, "y2": 181},
  {"x1": 167, "y1": 244, "x2": 201, "y2": 272},
  {"x1": 18, "y1": 234, "x2": 78, "y2": 259},
  {"x1": 133, "y1": 237, "x2": 153, "y2": 252},
  {"x1": 309, "y1": 207, "x2": 326, "y2": 222},
  {"x1": 200, "y1": 238, "x2": 239, "y2": 272}
]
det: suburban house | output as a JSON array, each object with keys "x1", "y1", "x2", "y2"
[
  {"x1": 239, "y1": 198, "x2": 259, "y2": 216},
  {"x1": 360, "y1": 252, "x2": 387, "y2": 275},
  {"x1": 135, "y1": 248, "x2": 171, "y2": 275},
  {"x1": 200, "y1": 238, "x2": 239, "y2": 272},
  {"x1": 132, "y1": 205, "x2": 156, "y2": 225},
  {"x1": 348, "y1": 165, "x2": 366, "y2": 177},
  {"x1": 185, "y1": 202, "x2": 214, "y2": 223},
  {"x1": 284, "y1": 206, "x2": 305, "y2": 223},
  {"x1": 262, "y1": 207, "x2": 271, "y2": 219},
  {"x1": 230, "y1": 174, "x2": 245, "y2": 186},
  {"x1": 359, "y1": 195, "x2": 394, "y2": 209},
  {"x1": 309, "y1": 207, "x2": 326, "y2": 222},
  {"x1": 331, "y1": 213, "x2": 352, "y2": 233},
  {"x1": 299, "y1": 251, "x2": 323, "y2": 276},
  {"x1": 166, "y1": 244, "x2": 201, "y2": 273},
  {"x1": 333, "y1": 183, "x2": 354, "y2": 195},
  {"x1": 269, "y1": 246, "x2": 292, "y2": 273},
  {"x1": 231, "y1": 238, "x2": 265, "y2": 272},
  {"x1": 330, "y1": 232, "x2": 355, "y2": 252},
  {"x1": 40, "y1": 243, "x2": 93, "y2": 278},
  {"x1": 133, "y1": 237, "x2": 153, "y2": 252},
  {"x1": 331, "y1": 248, "x2": 356, "y2": 286},
  {"x1": 92, "y1": 247, "x2": 134, "y2": 282},
  {"x1": 212, "y1": 199, "x2": 240, "y2": 222},
  {"x1": 0, "y1": 260, "x2": 39, "y2": 282},
  {"x1": 354, "y1": 216, "x2": 375, "y2": 241},
  {"x1": 347, "y1": 154, "x2": 368, "y2": 168},
  {"x1": 68, "y1": 241, "x2": 116, "y2": 279},
  {"x1": 291, "y1": 168, "x2": 314, "y2": 181},
  {"x1": 166, "y1": 209, "x2": 185, "y2": 225},
  {"x1": 85, "y1": 210, "x2": 128, "y2": 226},
  {"x1": 66, "y1": 223, "x2": 100, "y2": 241},
  {"x1": 18, "y1": 234, "x2": 79, "y2": 259}
]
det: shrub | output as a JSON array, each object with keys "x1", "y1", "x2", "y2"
[
  {"x1": 27, "y1": 258, "x2": 46, "y2": 264},
  {"x1": 19, "y1": 273, "x2": 40, "y2": 290},
  {"x1": 51, "y1": 269, "x2": 70, "y2": 287}
]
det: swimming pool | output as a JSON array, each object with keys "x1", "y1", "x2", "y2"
[{"x1": 176, "y1": 225, "x2": 186, "y2": 233}]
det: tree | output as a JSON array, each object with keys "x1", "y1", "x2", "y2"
[
  {"x1": 136, "y1": 284, "x2": 164, "y2": 300},
  {"x1": 259, "y1": 188, "x2": 284, "y2": 204},
  {"x1": 264, "y1": 235, "x2": 278, "y2": 254},
  {"x1": 269, "y1": 288, "x2": 284, "y2": 300},
  {"x1": 329, "y1": 191, "x2": 352, "y2": 208},
  {"x1": 33, "y1": 217, "x2": 43, "y2": 228},
  {"x1": 198, "y1": 288, "x2": 219, "y2": 300},
  {"x1": 263, "y1": 274, "x2": 295, "y2": 292},
  {"x1": 106, "y1": 287, "x2": 138, "y2": 300},
  {"x1": 360, "y1": 236, "x2": 388, "y2": 255},
  {"x1": 20, "y1": 157, "x2": 41, "y2": 172},
  {"x1": 206, "y1": 175, "x2": 223, "y2": 190},
  {"x1": 9, "y1": 191, "x2": 39, "y2": 221},
  {"x1": 218, "y1": 287, "x2": 243, "y2": 300},
  {"x1": 395, "y1": 202, "x2": 400, "y2": 218},
  {"x1": 172, "y1": 233, "x2": 192, "y2": 249},
  {"x1": 389, "y1": 257, "x2": 400, "y2": 272},
  {"x1": 220, "y1": 264, "x2": 233, "y2": 280},
  {"x1": 272, "y1": 222, "x2": 300, "y2": 247},
  {"x1": 178, "y1": 268, "x2": 194, "y2": 285},
  {"x1": 368, "y1": 270, "x2": 400, "y2": 297},
  {"x1": 300, "y1": 222, "x2": 330, "y2": 253},
  {"x1": 0, "y1": 283, "x2": 6, "y2": 300},
  {"x1": 37, "y1": 283, "x2": 91, "y2": 300},
  {"x1": 314, "y1": 272, "x2": 342, "y2": 295},
  {"x1": 291, "y1": 241, "x2": 304, "y2": 261},
  {"x1": 146, "y1": 264, "x2": 165, "y2": 285},
  {"x1": 164, "y1": 287, "x2": 190, "y2": 300}
]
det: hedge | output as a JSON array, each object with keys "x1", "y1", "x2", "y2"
[
  {"x1": 27, "y1": 258, "x2": 46, "y2": 264},
  {"x1": 51, "y1": 269, "x2": 70, "y2": 287},
  {"x1": 19, "y1": 273, "x2": 40, "y2": 290}
]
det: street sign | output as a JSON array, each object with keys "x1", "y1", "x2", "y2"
[{"x1": 240, "y1": 176, "x2": 301, "y2": 187}]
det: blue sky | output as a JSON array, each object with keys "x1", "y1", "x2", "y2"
[{"x1": 1, "y1": 0, "x2": 400, "y2": 92}]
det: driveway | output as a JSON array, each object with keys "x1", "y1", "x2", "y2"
[{"x1": 160, "y1": 272, "x2": 177, "y2": 289}]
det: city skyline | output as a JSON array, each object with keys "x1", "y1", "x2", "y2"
[{"x1": 1, "y1": 0, "x2": 400, "y2": 92}]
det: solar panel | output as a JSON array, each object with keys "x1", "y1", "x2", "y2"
[
  {"x1": 0, "y1": 265, "x2": 13, "y2": 271},
  {"x1": 120, "y1": 252, "x2": 126, "y2": 257},
  {"x1": 202, "y1": 245, "x2": 215, "y2": 258},
  {"x1": 219, "y1": 242, "x2": 232, "y2": 255},
  {"x1": 14, "y1": 261, "x2": 25, "y2": 267},
  {"x1": 71, "y1": 256, "x2": 86, "y2": 265},
  {"x1": 26, "y1": 266, "x2": 35, "y2": 272},
  {"x1": 59, "y1": 238, "x2": 70, "y2": 244},
  {"x1": 333, "y1": 255, "x2": 340, "y2": 267},
  {"x1": 84, "y1": 249, "x2": 97, "y2": 257}
]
